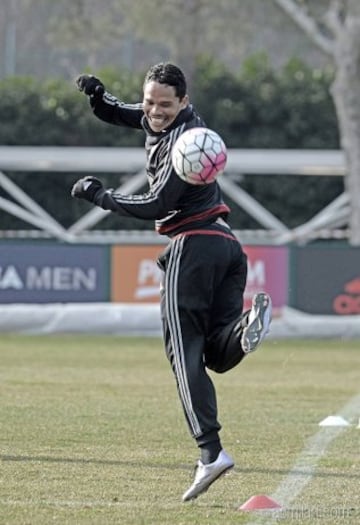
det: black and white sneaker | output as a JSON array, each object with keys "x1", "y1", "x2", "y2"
[
  {"x1": 182, "y1": 450, "x2": 234, "y2": 502},
  {"x1": 241, "y1": 292, "x2": 272, "y2": 353}
]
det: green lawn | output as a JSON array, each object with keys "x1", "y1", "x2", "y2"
[{"x1": 0, "y1": 335, "x2": 359, "y2": 524}]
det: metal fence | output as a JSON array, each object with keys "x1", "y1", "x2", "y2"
[{"x1": 0, "y1": 147, "x2": 348, "y2": 245}]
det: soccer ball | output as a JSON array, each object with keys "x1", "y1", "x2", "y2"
[{"x1": 171, "y1": 127, "x2": 227, "y2": 185}]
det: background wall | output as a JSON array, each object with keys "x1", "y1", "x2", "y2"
[{"x1": 1, "y1": 241, "x2": 359, "y2": 316}]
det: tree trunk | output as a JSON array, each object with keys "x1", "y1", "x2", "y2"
[{"x1": 331, "y1": 16, "x2": 360, "y2": 245}]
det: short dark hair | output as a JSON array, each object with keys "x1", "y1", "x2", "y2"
[{"x1": 144, "y1": 63, "x2": 187, "y2": 99}]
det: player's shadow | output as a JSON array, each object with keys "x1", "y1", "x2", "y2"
[{"x1": 2, "y1": 454, "x2": 360, "y2": 480}]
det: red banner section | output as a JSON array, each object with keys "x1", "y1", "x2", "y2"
[
  {"x1": 111, "y1": 244, "x2": 288, "y2": 311},
  {"x1": 243, "y1": 246, "x2": 288, "y2": 312}
]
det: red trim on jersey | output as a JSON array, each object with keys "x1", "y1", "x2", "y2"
[
  {"x1": 174, "y1": 229, "x2": 238, "y2": 241},
  {"x1": 157, "y1": 204, "x2": 230, "y2": 234}
]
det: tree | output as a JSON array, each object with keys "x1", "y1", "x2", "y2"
[
  {"x1": 273, "y1": 0, "x2": 360, "y2": 245},
  {"x1": 118, "y1": 0, "x2": 260, "y2": 94},
  {"x1": 47, "y1": 0, "x2": 126, "y2": 75}
]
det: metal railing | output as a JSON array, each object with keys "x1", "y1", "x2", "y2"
[{"x1": 0, "y1": 147, "x2": 348, "y2": 245}]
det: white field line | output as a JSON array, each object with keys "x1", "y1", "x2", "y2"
[
  {"x1": 1, "y1": 396, "x2": 358, "y2": 514},
  {"x1": 245, "y1": 393, "x2": 360, "y2": 525}
]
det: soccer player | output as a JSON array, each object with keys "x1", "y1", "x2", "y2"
[{"x1": 72, "y1": 62, "x2": 272, "y2": 502}]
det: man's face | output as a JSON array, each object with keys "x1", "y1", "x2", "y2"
[{"x1": 143, "y1": 81, "x2": 188, "y2": 132}]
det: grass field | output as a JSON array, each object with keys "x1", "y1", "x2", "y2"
[{"x1": 0, "y1": 334, "x2": 359, "y2": 525}]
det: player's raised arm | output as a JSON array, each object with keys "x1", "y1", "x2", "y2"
[{"x1": 76, "y1": 73, "x2": 144, "y2": 128}]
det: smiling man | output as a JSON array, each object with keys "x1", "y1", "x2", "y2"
[
  {"x1": 72, "y1": 63, "x2": 272, "y2": 502},
  {"x1": 143, "y1": 74, "x2": 189, "y2": 132}
]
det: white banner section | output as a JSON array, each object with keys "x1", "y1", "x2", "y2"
[{"x1": 0, "y1": 304, "x2": 359, "y2": 338}]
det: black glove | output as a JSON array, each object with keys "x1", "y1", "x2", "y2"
[
  {"x1": 76, "y1": 74, "x2": 105, "y2": 97},
  {"x1": 71, "y1": 176, "x2": 104, "y2": 202}
]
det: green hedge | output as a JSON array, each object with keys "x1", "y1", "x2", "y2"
[{"x1": 0, "y1": 55, "x2": 343, "y2": 230}]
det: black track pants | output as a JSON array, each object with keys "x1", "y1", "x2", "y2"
[{"x1": 158, "y1": 226, "x2": 248, "y2": 441}]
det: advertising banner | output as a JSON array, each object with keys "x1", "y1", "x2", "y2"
[
  {"x1": 111, "y1": 245, "x2": 163, "y2": 303},
  {"x1": 243, "y1": 246, "x2": 288, "y2": 312},
  {"x1": 290, "y1": 245, "x2": 360, "y2": 315},
  {"x1": 111, "y1": 244, "x2": 288, "y2": 311},
  {"x1": 0, "y1": 244, "x2": 109, "y2": 303}
]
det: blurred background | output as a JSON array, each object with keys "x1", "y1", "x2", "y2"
[
  {"x1": 0, "y1": 0, "x2": 330, "y2": 80},
  {"x1": 0, "y1": 0, "x2": 342, "y2": 230},
  {"x1": 0, "y1": 0, "x2": 359, "y2": 332}
]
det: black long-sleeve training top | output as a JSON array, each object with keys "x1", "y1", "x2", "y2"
[{"x1": 89, "y1": 91, "x2": 230, "y2": 236}]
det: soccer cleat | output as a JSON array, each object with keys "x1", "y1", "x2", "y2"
[
  {"x1": 182, "y1": 450, "x2": 234, "y2": 502},
  {"x1": 241, "y1": 292, "x2": 272, "y2": 354}
]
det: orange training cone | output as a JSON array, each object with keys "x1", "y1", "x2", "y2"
[{"x1": 238, "y1": 494, "x2": 282, "y2": 511}]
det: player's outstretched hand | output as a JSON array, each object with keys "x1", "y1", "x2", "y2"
[
  {"x1": 71, "y1": 176, "x2": 104, "y2": 202},
  {"x1": 76, "y1": 74, "x2": 105, "y2": 97}
]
